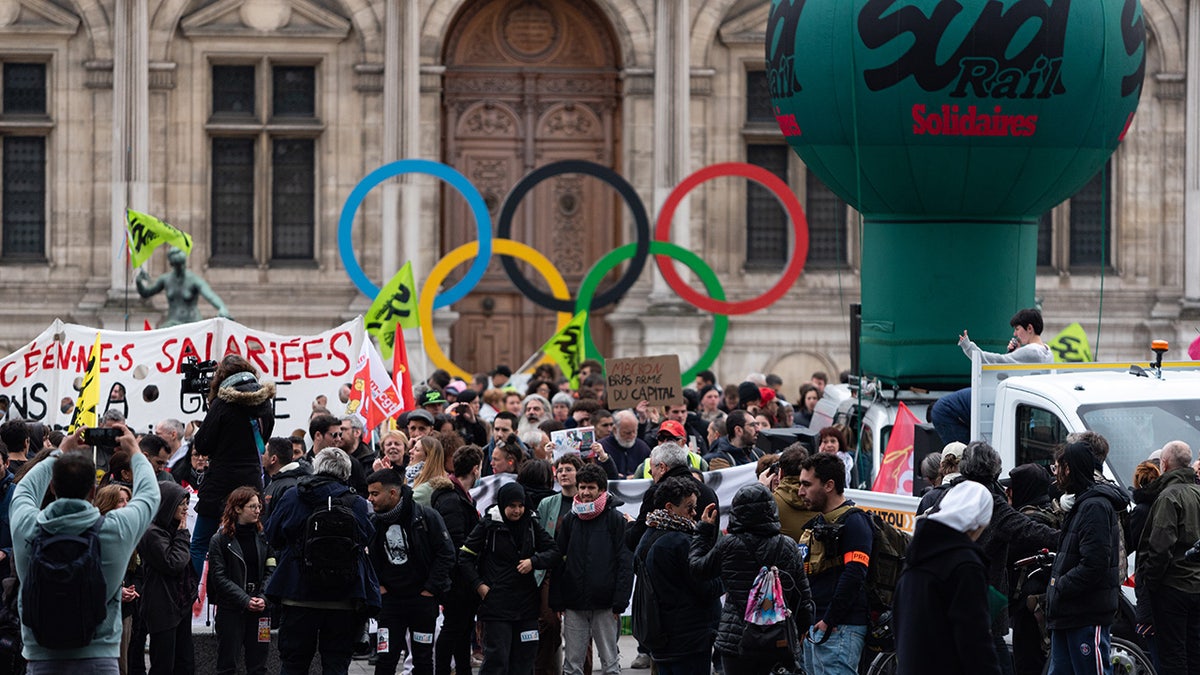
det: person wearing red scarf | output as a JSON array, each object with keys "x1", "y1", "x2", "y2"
[{"x1": 549, "y1": 464, "x2": 634, "y2": 675}]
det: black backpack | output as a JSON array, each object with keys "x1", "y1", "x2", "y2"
[
  {"x1": 301, "y1": 493, "x2": 361, "y2": 587},
  {"x1": 631, "y1": 535, "x2": 666, "y2": 651},
  {"x1": 21, "y1": 516, "x2": 108, "y2": 650}
]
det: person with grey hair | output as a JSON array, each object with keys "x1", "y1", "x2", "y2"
[
  {"x1": 155, "y1": 417, "x2": 189, "y2": 469},
  {"x1": 551, "y1": 392, "x2": 574, "y2": 424},
  {"x1": 264, "y1": 446, "x2": 380, "y2": 674},
  {"x1": 601, "y1": 410, "x2": 652, "y2": 480},
  {"x1": 518, "y1": 394, "x2": 552, "y2": 436},
  {"x1": 930, "y1": 441, "x2": 1057, "y2": 675},
  {"x1": 338, "y1": 414, "x2": 376, "y2": 482},
  {"x1": 1136, "y1": 440, "x2": 1200, "y2": 672},
  {"x1": 624, "y1": 442, "x2": 718, "y2": 552}
]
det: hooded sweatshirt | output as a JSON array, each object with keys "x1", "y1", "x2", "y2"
[
  {"x1": 138, "y1": 480, "x2": 196, "y2": 629},
  {"x1": 11, "y1": 451, "x2": 161, "y2": 661}
]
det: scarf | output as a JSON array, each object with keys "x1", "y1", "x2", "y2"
[
  {"x1": 573, "y1": 491, "x2": 608, "y2": 521},
  {"x1": 645, "y1": 508, "x2": 695, "y2": 534}
]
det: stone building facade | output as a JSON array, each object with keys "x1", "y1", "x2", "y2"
[{"x1": 0, "y1": 0, "x2": 1197, "y2": 391}]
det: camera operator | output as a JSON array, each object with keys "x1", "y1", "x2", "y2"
[{"x1": 188, "y1": 354, "x2": 275, "y2": 578}]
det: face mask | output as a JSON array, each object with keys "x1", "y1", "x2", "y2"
[{"x1": 572, "y1": 501, "x2": 597, "y2": 516}]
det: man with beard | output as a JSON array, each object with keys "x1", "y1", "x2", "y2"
[
  {"x1": 703, "y1": 410, "x2": 761, "y2": 467},
  {"x1": 797, "y1": 452, "x2": 870, "y2": 675},
  {"x1": 600, "y1": 410, "x2": 651, "y2": 480},
  {"x1": 519, "y1": 395, "x2": 551, "y2": 436}
]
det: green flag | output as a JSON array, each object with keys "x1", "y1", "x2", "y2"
[
  {"x1": 126, "y1": 209, "x2": 193, "y2": 267},
  {"x1": 1047, "y1": 322, "x2": 1093, "y2": 363},
  {"x1": 365, "y1": 261, "x2": 419, "y2": 360},
  {"x1": 540, "y1": 311, "x2": 588, "y2": 388}
]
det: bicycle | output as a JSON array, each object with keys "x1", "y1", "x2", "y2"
[{"x1": 863, "y1": 549, "x2": 1155, "y2": 675}]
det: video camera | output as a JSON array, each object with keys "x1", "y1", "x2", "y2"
[
  {"x1": 1185, "y1": 539, "x2": 1200, "y2": 562},
  {"x1": 180, "y1": 356, "x2": 218, "y2": 396}
]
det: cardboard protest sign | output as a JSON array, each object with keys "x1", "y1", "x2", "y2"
[{"x1": 605, "y1": 355, "x2": 684, "y2": 408}]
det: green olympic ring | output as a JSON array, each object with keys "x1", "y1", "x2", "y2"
[{"x1": 575, "y1": 241, "x2": 728, "y2": 384}]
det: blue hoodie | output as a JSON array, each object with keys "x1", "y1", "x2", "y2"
[{"x1": 10, "y1": 450, "x2": 160, "y2": 661}]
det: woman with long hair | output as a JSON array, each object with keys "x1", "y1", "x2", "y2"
[
  {"x1": 410, "y1": 436, "x2": 447, "y2": 506},
  {"x1": 793, "y1": 383, "x2": 819, "y2": 428},
  {"x1": 206, "y1": 486, "x2": 272, "y2": 675},
  {"x1": 190, "y1": 354, "x2": 275, "y2": 577},
  {"x1": 95, "y1": 484, "x2": 137, "y2": 675}
]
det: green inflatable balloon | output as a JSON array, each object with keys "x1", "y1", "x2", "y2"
[{"x1": 767, "y1": 0, "x2": 1145, "y2": 385}]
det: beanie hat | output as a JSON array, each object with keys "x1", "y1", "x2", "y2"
[{"x1": 497, "y1": 481, "x2": 526, "y2": 508}]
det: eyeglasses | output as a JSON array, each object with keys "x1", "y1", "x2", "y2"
[
  {"x1": 243, "y1": 503, "x2": 262, "y2": 510},
  {"x1": 329, "y1": 431, "x2": 342, "y2": 437}
]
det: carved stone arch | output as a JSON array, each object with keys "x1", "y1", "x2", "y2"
[
  {"x1": 422, "y1": 0, "x2": 650, "y2": 67},
  {"x1": 691, "y1": 0, "x2": 749, "y2": 67},
  {"x1": 1139, "y1": 0, "x2": 1184, "y2": 74},
  {"x1": 765, "y1": 350, "x2": 840, "y2": 391},
  {"x1": 456, "y1": 100, "x2": 522, "y2": 138},
  {"x1": 537, "y1": 101, "x2": 603, "y2": 140},
  {"x1": 65, "y1": 0, "x2": 111, "y2": 60},
  {"x1": 149, "y1": 0, "x2": 381, "y2": 61}
]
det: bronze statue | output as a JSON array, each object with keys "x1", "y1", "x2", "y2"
[{"x1": 136, "y1": 246, "x2": 231, "y2": 327}]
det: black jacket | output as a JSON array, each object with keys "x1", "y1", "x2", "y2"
[
  {"x1": 551, "y1": 495, "x2": 634, "y2": 613},
  {"x1": 635, "y1": 527, "x2": 721, "y2": 660},
  {"x1": 972, "y1": 481, "x2": 1059, "y2": 635},
  {"x1": 459, "y1": 506, "x2": 558, "y2": 621},
  {"x1": 1128, "y1": 479, "x2": 1163, "y2": 551},
  {"x1": 428, "y1": 476, "x2": 480, "y2": 548},
  {"x1": 703, "y1": 437, "x2": 759, "y2": 467},
  {"x1": 368, "y1": 487, "x2": 456, "y2": 599},
  {"x1": 192, "y1": 378, "x2": 275, "y2": 518},
  {"x1": 689, "y1": 484, "x2": 813, "y2": 656},
  {"x1": 207, "y1": 526, "x2": 274, "y2": 611},
  {"x1": 1046, "y1": 482, "x2": 1128, "y2": 629},
  {"x1": 895, "y1": 519, "x2": 999, "y2": 675},
  {"x1": 138, "y1": 481, "x2": 197, "y2": 630},
  {"x1": 263, "y1": 462, "x2": 311, "y2": 523},
  {"x1": 625, "y1": 464, "x2": 718, "y2": 551}
]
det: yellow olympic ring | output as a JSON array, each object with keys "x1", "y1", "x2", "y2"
[{"x1": 419, "y1": 239, "x2": 572, "y2": 381}]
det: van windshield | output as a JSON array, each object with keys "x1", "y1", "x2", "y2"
[{"x1": 1078, "y1": 401, "x2": 1200, "y2": 488}]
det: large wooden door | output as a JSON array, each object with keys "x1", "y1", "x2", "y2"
[{"x1": 442, "y1": 0, "x2": 621, "y2": 374}]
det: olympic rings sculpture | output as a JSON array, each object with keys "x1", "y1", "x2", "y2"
[{"x1": 338, "y1": 159, "x2": 809, "y2": 382}]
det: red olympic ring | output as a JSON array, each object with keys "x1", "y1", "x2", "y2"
[{"x1": 654, "y1": 163, "x2": 809, "y2": 315}]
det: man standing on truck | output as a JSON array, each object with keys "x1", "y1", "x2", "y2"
[
  {"x1": 931, "y1": 308, "x2": 1053, "y2": 445},
  {"x1": 797, "y1": 452, "x2": 872, "y2": 675}
]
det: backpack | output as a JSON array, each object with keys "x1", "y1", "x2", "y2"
[
  {"x1": 796, "y1": 502, "x2": 907, "y2": 643},
  {"x1": 21, "y1": 516, "x2": 108, "y2": 650},
  {"x1": 631, "y1": 540, "x2": 666, "y2": 651},
  {"x1": 301, "y1": 493, "x2": 361, "y2": 588}
]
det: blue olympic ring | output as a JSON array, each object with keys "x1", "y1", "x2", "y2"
[{"x1": 337, "y1": 160, "x2": 492, "y2": 309}]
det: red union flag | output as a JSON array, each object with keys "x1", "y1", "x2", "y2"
[
  {"x1": 393, "y1": 325, "x2": 416, "y2": 412},
  {"x1": 347, "y1": 338, "x2": 405, "y2": 435},
  {"x1": 871, "y1": 401, "x2": 918, "y2": 495}
]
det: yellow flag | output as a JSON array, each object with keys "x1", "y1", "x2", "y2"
[
  {"x1": 68, "y1": 333, "x2": 102, "y2": 433},
  {"x1": 540, "y1": 311, "x2": 588, "y2": 388},
  {"x1": 365, "y1": 261, "x2": 419, "y2": 361},
  {"x1": 126, "y1": 209, "x2": 193, "y2": 268},
  {"x1": 1047, "y1": 322, "x2": 1093, "y2": 363}
]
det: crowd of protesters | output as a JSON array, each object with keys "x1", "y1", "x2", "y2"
[{"x1": 0, "y1": 352, "x2": 1195, "y2": 675}]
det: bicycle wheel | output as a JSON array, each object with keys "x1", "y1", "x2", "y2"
[
  {"x1": 1110, "y1": 636, "x2": 1156, "y2": 675},
  {"x1": 866, "y1": 650, "x2": 897, "y2": 675}
]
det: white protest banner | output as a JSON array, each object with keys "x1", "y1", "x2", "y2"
[
  {"x1": 605, "y1": 354, "x2": 685, "y2": 408},
  {"x1": 0, "y1": 318, "x2": 365, "y2": 432}
]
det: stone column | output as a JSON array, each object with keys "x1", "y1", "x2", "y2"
[
  {"x1": 1186, "y1": 0, "x2": 1200, "y2": 303},
  {"x1": 108, "y1": 0, "x2": 149, "y2": 325},
  {"x1": 639, "y1": 0, "x2": 703, "y2": 368}
]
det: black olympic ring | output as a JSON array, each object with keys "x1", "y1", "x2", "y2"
[{"x1": 495, "y1": 160, "x2": 652, "y2": 314}]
